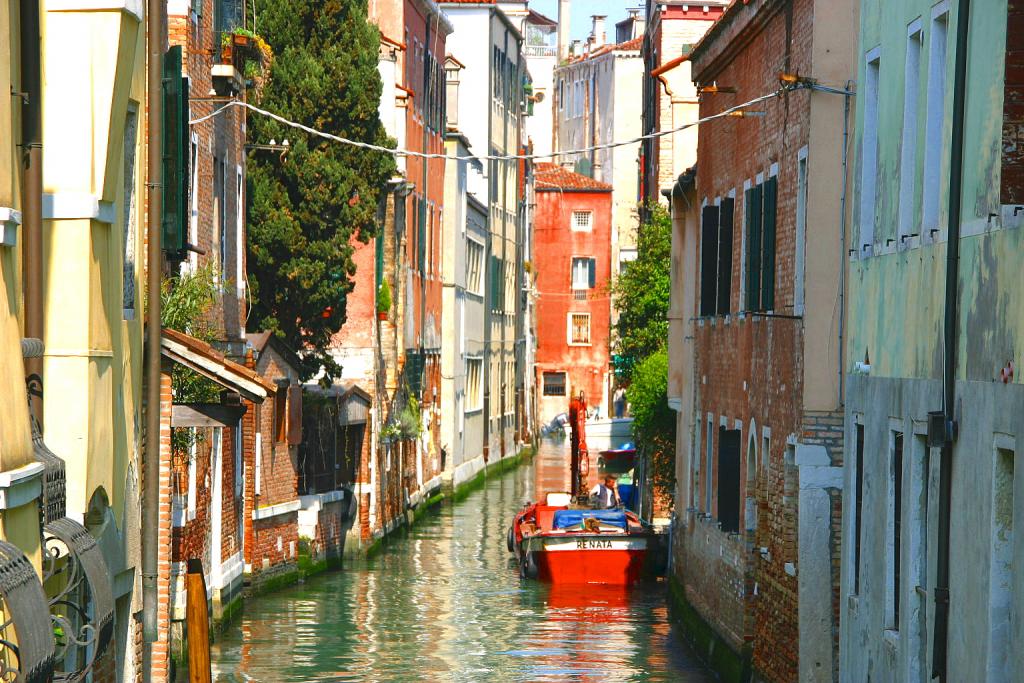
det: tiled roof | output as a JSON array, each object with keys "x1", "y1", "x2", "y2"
[
  {"x1": 162, "y1": 327, "x2": 277, "y2": 401},
  {"x1": 534, "y1": 162, "x2": 613, "y2": 192},
  {"x1": 615, "y1": 36, "x2": 643, "y2": 51}
]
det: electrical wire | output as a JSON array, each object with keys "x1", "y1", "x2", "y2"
[{"x1": 189, "y1": 88, "x2": 789, "y2": 163}]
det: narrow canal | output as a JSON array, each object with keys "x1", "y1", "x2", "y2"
[{"x1": 211, "y1": 440, "x2": 712, "y2": 682}]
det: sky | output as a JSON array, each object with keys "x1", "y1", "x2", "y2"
[{"x1": 529, "y1": 1, "x2": 640, "y2": 42}]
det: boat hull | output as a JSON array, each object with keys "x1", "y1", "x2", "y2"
[{"x1": 521, "y1": 534, "x2": 648, "y2": 585}]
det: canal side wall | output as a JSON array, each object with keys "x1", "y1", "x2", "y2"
[{"x1": 667, "y1": 574, "x2": 751, "y2": 683}]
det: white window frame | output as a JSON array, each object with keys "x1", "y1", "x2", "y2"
[
  {"x1": 571, "y1": 210, "x2": 593, "y2": 232},
  {"x1": 465, "y1": 357, "x2": 483, "y2": 412},
  {"x1": 236, "y1": 164, "x2": 244, "y2": 302},
  {"x1": 570, "y1": 256, "x2": 593, "y2": 290},
  {"x1": 899, "y1": 21, "x2": 924, "y2": 245},
  {"x1": 795, "y1": 148, "x2": 809, "y2": 315},
  {"x1": 466, "y1": 238, "x2": 484, "y2": 296},
  {"x1": 922, "y1": 3, "x2": 949, "y2": 241},
  {"x1": 859, "y1": 47, "x2": 882, "y2": 256},
  {"x1": 567, "y1": 312, "x2": 591, "y2": 346}
]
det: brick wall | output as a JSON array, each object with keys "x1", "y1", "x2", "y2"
[
  {"x1": 679, "y1": 1, "x2": 822, "y2": 680},
  {"x1": 152, "y1": 364, "x2": 174, "y2": 683},
  {"x1": 251, "y1": 513, "x2": 299, "y2": 572},
  {"x1": 168, "y1": 0, "x2": 247, "y2": 346}
]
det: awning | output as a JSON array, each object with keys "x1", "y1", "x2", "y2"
[{"x1": 161, "y1": 328, "x2": 276, "y2": 403}]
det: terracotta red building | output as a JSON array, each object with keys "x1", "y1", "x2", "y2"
[{"x1": 533, "y1": 163, "x2": 613, "y2": 424}]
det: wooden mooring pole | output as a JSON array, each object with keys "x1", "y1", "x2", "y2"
[{"x1": 185, "y1": 558, "x2": 212, "y2": 683}]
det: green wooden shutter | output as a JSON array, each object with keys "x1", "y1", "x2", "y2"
[
  {"x1": 699, "y1": 205, "x2": 719, "y2": 316},
  {"x1": 745, "y1": 185, "x2": 763, "y2": 311},
  {"x1": 588, "y1": 258, "x2": 596, "y2": 288},
  {"x1": 762, "y1": 177, "x2": 777, "y2": 310},
  {"x1": 162, "y1": 46, "x2": 187, "y2": 255},
  {"x1": 717, "y1": 197, "x2": 734, "y2": 316}
]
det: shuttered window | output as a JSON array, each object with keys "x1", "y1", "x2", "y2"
[
  {"x1": 761, "y1": 177, "x2": 777, "y2": 310},
  {"x1": 745, "y1": 177, "x2": 777, "y2": 311},
  {"x1": 717, "y1": 198, "x2": 734, "y2": 315},
  {"x1": 745, "y1": 185, "x2": 762, "y2": 311},
  {"x1": 699, "y1": 204, "x2": 719, "y2": 317}
]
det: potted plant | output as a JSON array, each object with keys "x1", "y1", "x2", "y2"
[{"x1": 377, "y1": 280, "x2": 392, "y2": 321}]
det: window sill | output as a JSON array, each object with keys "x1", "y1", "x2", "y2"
[
  {"x1": 464, "y1": 407, "x2": 484, "y2": 416},
  {"x1": 883, "y1": 629, "x2": 900, "y2": 653}
]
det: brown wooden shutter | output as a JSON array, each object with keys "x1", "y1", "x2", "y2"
[{"x1": 287, "y1": 385, "x2": 303, "y2": 445}]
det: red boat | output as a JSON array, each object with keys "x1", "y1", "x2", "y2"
[{"x1": 508, "y1": 393, "x2": 659, "y2": 585}]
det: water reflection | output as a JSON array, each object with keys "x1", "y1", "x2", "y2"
[{"x1": 211, "y1": 440, "x2": 711, "y2": 682}]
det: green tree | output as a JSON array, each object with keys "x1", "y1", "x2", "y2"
[
  {"x1": 626, "y1": 349, "x2": 675, "y2": 498},
  {"x1": 247, "y1": 0, "x2": 396, "y2": 381},
  {"x1": 610, "y1": 204, "x2": 672, "y2": 380},
  {"x1": 160, "y1": 263, "x2": 223, "y2": 453}
]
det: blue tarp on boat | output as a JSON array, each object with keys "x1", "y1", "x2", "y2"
[{"x1": 552, "y1": 509, "x2": 628, "y2": 530}]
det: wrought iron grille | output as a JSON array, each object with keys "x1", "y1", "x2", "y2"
[
  {"x1": 43, "y1": 518, "x2": 114, "y2": 680},
  {"x1": 0, "y1": 540, "x2": 55, "y2": 683},
  {"x1": 22, "y1": 337, "x2": 67, "y2": 524}
]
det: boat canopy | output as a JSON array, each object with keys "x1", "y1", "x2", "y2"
[{"x1": 552, "y1": 509, "x2": 628, "y2": 530}]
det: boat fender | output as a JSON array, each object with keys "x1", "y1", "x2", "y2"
[
  {"x1": 522, "y1": 552, "x2": 539, "y2": 580},
  {"x1": 507, "y1": 526, "x2": 515, "y2": 553}
]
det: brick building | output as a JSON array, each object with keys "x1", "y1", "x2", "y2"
[
  {"x1": 640, "y1": 1, "x2": 725, "y2": 205},
  {"x1": 533, "y1": 163, "x2": 612, "y2": 424},
  {"x1": 245, "y1": 332, "x2": 303, "y2": 589},
  {"x1": 668, "y1": 0, "x2": 855, "y2": 680}
]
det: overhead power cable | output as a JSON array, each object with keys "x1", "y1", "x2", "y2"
[{"x1": 188, "y1": 87, "x2": 792, "y2": 163}]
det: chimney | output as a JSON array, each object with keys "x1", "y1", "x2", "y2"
[
  {"x1": 445, "y1": 57, "x2": 462, "y2": 130},
  {"x1": 590, "y1": 15, "x2": 606, "y2": 49},
  {"x1": 570, "y1": 39, "x2": 582, "y2": 58},
  {"x1": 558, "y1": 0, "x2": 571, "y2": 62}
]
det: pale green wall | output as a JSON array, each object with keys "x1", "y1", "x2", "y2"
[{"x1": 849, "y1": 0, "x2": 1018, "y2": 383}]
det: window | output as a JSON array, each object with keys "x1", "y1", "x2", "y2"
[
  {"x1": 705, "y1": 416, "x2": 714, "y2": 513},
  {"x1": 619, "y1": 248, "x2": 637, "y2": 275},
  {"x1": 699, "y1": 204, "x2": 720, "y2": 316},
  {"x1": 274, "y1": 386, "x2": 287, "y2": 443},
  {"x1": 466, "y1": 358, "x2": 483, "y2": 410},
  {"x1": 717, "y1": 428, "x2": 741, "y2": 533},
  {"x1": 745, "y1": 177, "x2": 777, "y2": 311},
  {"x1": 236, "y1": 165, "x2": 243, "y2": 302},
  {"x1": 558, "y1": 79, "x2": 564, "y2": 111},
  {"x1": 122, "y1": 105, "x2": 138, "y2": 320},
  {"x1": 887, "y1": 430, "x2": 904, "y2": 631},
  {"x1": 899, "y1": 25, "x2": 923, "y2": 242},
  {"x1": 699, "y1": 198, "x2": 735, "y2": 316},
  {"x1": 923, "y1": 8, "x2": 948, "y2": 237},
  {"x1": 908, "y1": 435, "x2": 930, "y2": 679},
  {"x1": 254, "y1": 432, "x2": 262, "y2": 496},
  {"x1": 213, "y1": 156, "x2": 226, "y2": 277},
  {"x1": 187, "y1": 132, "x2": 199, "y2": 272},
  {"x1": 468, "y1": 240, "x2": 483, "y2": 294},
  {"x1": 853, "y1": 423, "x2": 865, "y2": 594},
  {"x1": 568, "y1": 313, "x2": 590, "y2": 345},
  {"x1": 489, "y1": 254, "x2": 504, "y2": 311},
  {"x1": 795, "y1": 150, "x2": 808, "y2": 315},
  {"x1": 860, "y1": 50, "x2": 881, "y2": 254},
  {"x1": 571, "y1": 210, "x2": 592, "y2": 232},
  {"x1": 987, "y1": 445, "x2": 1016, "y2": 679},
  {"x1": 745, "y1": 430, "x2": 758, "y2": 533},
  {"x1": 186, "y1": 434, "x2": 197, "y2": 522},
  {"x1": 571, "y1": 257, "x2": 596, "y2": 291},
  {"x1": 542, "y1": 371, "x2": 567, "y2": 396}
]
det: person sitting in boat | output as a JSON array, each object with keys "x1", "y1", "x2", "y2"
[{"x1": 590, "y1": 474, "x2": 621, "y2": 509}]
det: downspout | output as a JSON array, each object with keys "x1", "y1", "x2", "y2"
[
  {"x1": 20, "y1": 0, "x2": 43, "y2": 426},
  {"x1": 838, "y1": 82, "x2": 851, "y2": 407},
  {"x1": 932, "y1": 0, "x2": 970, "y2": 680},
  {"x1": 142, "y1": 0, "x2": 165, "y2": 664}
]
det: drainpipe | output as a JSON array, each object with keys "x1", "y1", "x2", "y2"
[
  {"x1": 932, "y1": 0, "x2": 970, "y2": 680},
  {"x1": 142, "y1": 0, "x2": 166, "y2": 667},
  {"x1": 20, "y1": 0, "x2": 43, "y2": 426},
  {"x1": 838, "y1": 82, "x2": 852, "y2": 407}
]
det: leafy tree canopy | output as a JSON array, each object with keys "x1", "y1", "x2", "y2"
[
  {"x1": 610, "y1": 203, "x2": 672, "y2": 380},
  {"x1": 626, "y1": 349, "x2": 676, "y2": 498},
  {"x1": 247, "y1": 0, "x2": 396, "y2": 381}
]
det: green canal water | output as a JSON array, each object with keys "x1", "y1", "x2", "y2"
[{"x1": 210, "y1": 440, "x2": 712, "y2": 682}]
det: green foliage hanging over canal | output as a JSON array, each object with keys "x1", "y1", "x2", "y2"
[
  {"x1": 611, "y1": 204, "x2": 675, "y2": 498},
  {"x1": 246, "y1": 0, "x2": 396, "y2": 382},
  {"x1": 610, "y1": 204, "x2": 672, "y2": 380}
]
